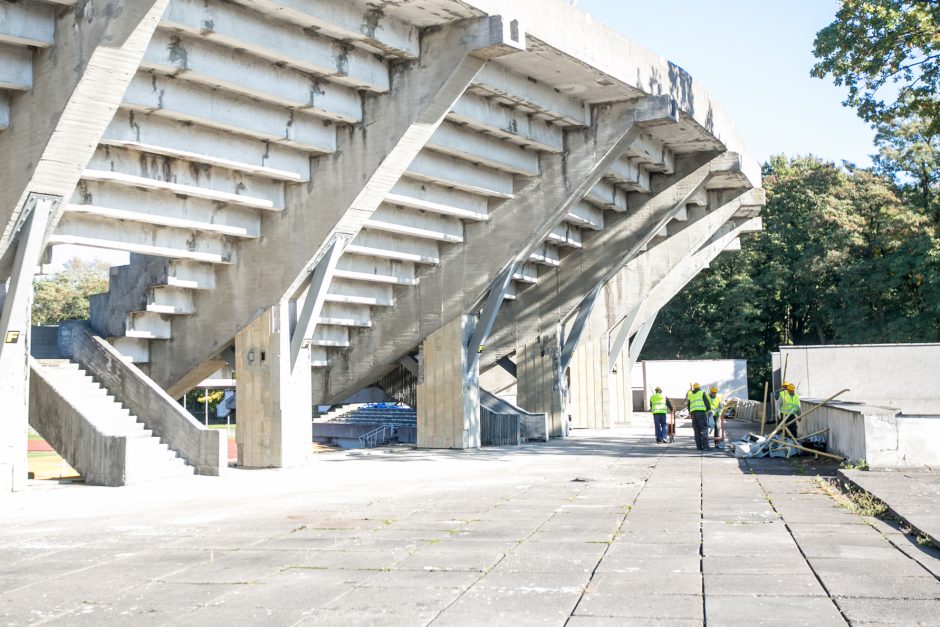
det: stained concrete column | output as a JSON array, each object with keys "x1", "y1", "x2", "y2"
[
  {"x1": 516, "y1": 334, "x2": 566, "y2": 437},
  {"x1": 0, "y1": 281, "x2": 29, "y2": 492},
  {"x1": 416, "y1": 316, "x2": 480, "y2": 449},
  {"x1": 234, "y1": 304, "x2": 312, "y2": 468}
]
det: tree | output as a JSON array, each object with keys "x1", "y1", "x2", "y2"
[
  {"x1": 873, "y1": 114, "x2": 940, "y2": 218},
  {"x1": 32, "y1": 258, "x2": 110, "y2": 326},
  {"x1": 812, "y1": 0, "x2": 940, "y2": 133}
]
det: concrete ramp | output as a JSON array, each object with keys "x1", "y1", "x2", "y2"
[{"x1": 29, "y1": 359, "x2": 194, "y2": 486}]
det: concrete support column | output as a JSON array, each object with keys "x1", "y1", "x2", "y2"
[
  {"x1": 416, "y1": 316, "x2": 480, "y2": 449},
  {"x1": 517, "y1": 334, "x2": 566, "y2": 437},
  {"x1": 234, "y1": 304, "x2": 312, "y2": 468},
  {"x1": 0, "y1": 282, "x2": 29, "y2": 492}
]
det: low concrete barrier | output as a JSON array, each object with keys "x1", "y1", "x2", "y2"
[
  {"x1": 801, "y1": 399, "x2": 940, "y2": 468},
  {"x1": 58, "y1": 322, "x2": 226, "y2": 476}
]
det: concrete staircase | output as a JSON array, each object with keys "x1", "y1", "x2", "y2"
[{"x1": 29, "y1": 359, "x2": 193, "y2": 485}]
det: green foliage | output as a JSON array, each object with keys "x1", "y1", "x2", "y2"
[
  {"x1": 183, "y1": 388, "x2": 225, "y2": 423},
  {"x1": 641, "y1": 156, "x2": 940, "y2": 397},
  {"x1": 32, "y1": 258, "x2": 110, "y2": 326},
  {"x1": 873, "y1": 114, "x2": 940, "y2": 218},
  {"x1": 840, "y1": 458, "x2": 870, "y2": 471},
  {"x1": 812, "y1": 0, "x2": 940, "y2": 133}
]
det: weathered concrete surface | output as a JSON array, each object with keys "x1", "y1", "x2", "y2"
[
  {"x1": 840, "y1": 469, "x2": 940, "y2": 549},
  {"x1": 147, "y1": 14, "x2": 525, "y2": 397},
  {"x1": 234, "y1": 305, "x2": 313, "y2": 468},
  {"x1": 0, "y1": 0, "x2": 168, "y2": 267},
  {"x1": 28, "y1": 360, "x2": 130, "y2": 487},
  {"x1": 775, "y1": 344, "x2": 940, "y2": 415},
  {"x1": 482, "y1": 152, "x2": 748, "y2": 374},
  {"x1": 313, "y1": 97, "x2": 679, "y2": 404},
  {"x1": 2, "y1": 421, "x2": 936, "y2": 625},
  {"x1": 59, "y1": 322, "x2": 225, "y2": 476},
  {"x1": 801, "y1": 399, "x2": 940, "y2": 469}
]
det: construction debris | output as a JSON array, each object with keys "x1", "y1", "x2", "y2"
[{"x1": 732, "y1": 389, "x2": 849, "y2": 461}]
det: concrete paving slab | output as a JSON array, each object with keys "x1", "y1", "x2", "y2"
[
  {"x1": 433, "y1": 585, "x2": 582, "y2": 626},
  {"x1": 820, "y1": 574, "x2": 940, "y2": 600},
  {"x1": 836, "y1": 597, "x2": 940, "y2": 625},
  {"x1": 705, "y1": 594, "x2": 845, "y2": 626},
  {"x1": 574, "y1": 591, "x2": 704, "y2": 620},
  {"x1": 703, "y1": 573, "x2": 828, "y2": 597},
  {"x1": 589, "y1": 570, "x2": 703, "y2": 596},
  {"x1": 3, "y1": 424, "x2": 936, "y2": 626},
  {"x1": 840, "y1": 469, "x2": 940, "y2": 549},
  {"x1": 808, "y1": 556, "x2": 929, "y2": 578}
]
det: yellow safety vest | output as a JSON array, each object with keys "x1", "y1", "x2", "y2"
[
  {"x1": 709, "y1": 394, "x2": 722, "y2": 415},
  {"x1": 650, "y1": 393, "x2": 668, "y2": 414},
  {"x1": 779, "y1": 391, "x2": 800, "y2": 416},
  {"x1": 687, "y1": 390, "x2": 706, "y2": 412}
]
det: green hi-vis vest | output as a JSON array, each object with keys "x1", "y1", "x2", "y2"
[
  {"x1": 710, "y1": 394, "x2": 722, "y2": 413},
  {"x1": 650, "y1": 393, "x2": 668, "y2": 414},
  {"x1": 687, "y1": 390, "x2": 706, "y2": 412},
  {"x1": 780, "y1": 391, "x2": 800, "y2": 416}
]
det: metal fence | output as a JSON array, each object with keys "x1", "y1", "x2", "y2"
[
  {"x1": 730, "y1": 399, "x2": 764, "y2": 423},
  {"x1": 481, "y1": 408, "x2": 521, "y2": 446}
]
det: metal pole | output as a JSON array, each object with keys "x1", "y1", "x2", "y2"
[
  {"x1": 204, "y1": 389, "x2": 209, "y2": 426},
  {"x1": 760, "y1": 381, "x2": 768, "y2": 436}
]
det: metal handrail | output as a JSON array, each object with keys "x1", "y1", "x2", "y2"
[{"x1": 359, "y1": 423, "x2": 397, "y2": 448}]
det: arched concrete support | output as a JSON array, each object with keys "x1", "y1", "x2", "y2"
[
  {"x1": 483, "y1": 152, "x2": 748, "y2": 433},
  {"x1": 563, "y1": 210, "x2": 764, "y2": 427},
  {"x1": 151, "y1": 14, "x2": 526, "y2": 398},
  {"x1": 314, "y1": 96, "x2": 679, "y2": 405}
]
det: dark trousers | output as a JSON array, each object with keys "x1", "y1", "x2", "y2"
[
  {"x1": 692, "y1": 411, "x2": 709, "y2": 450},
  {"x1": 653, "y1": 413, "x2": 668, "y2": 441},
  {"x1": 780, "y1": 414, "x2": 798, "y2": 439}
]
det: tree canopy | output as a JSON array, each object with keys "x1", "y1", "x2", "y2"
[
  {"x1": 812, "y1": 0, "x2": 940, "y2": 133},
  {"x1": 32, "y1": 258, "x2": 110, "y2": 326}
]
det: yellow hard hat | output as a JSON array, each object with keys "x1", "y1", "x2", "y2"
[
  {"x1": 654, "y1": 387, "x2": 662, "y2": 393},
  {"x1": 710, "y1": 386, "x2": 718, "y2": 394},
  {"x1": 786, "y1": 382, "x2": 795, "y2": 392},
  {"x1": 692, "y1": 383, "x2": 700, "y2": 390}
]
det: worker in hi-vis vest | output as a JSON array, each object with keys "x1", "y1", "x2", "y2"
[
  {"x1": 686, "y1": 383, "x2": 710, "y2": 451},
  {"x1": 649, "y1": 387, "x2": 673, "y2": 444},
  {"x1": 778, "y1": 382, "x2": 801, "y2": 439},
  {"x1": 706, "y1": 386, "x2": 723, "y2": 435}
]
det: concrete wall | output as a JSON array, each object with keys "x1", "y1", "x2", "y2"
[
  {"x1": 29, "y1": 361, "x2": 129, "y2": 486},
  {"x1": 775, "y1": 344, "x2": 940, "y2": 415},
  {"x1": 59, "y1": 322, "x2": 225, "y2": 476},
  {"x1": 801, "y1": 400, "x2": 940, "y2": 468},
  {"x1": 633, "y1": 359, "x2": 748, "y2": 410}
]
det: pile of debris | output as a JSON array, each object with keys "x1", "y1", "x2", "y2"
[{"x1": 733, "y1": 389, "x2": 849, "y2": 461}]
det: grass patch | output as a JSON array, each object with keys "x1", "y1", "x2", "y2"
[{"x1": 816, "y1": 477, "x2": 888, "y2": 518}]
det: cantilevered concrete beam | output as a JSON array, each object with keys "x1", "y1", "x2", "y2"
[
  {"x1": 482, "y1": 151, "x2": 747, "y2": 375},
  {"x1": 152, "y1": 14, "x2": 526, "y2": 397},
  {"x1": 0, "y1": 0, "x2": 169, "y2": 275},
  {"x1": 313, "y1": 96, "x2": 679, "y2": 404}
]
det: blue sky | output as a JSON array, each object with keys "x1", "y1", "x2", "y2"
[{"x1": 577, "y1": 0, "x2": 876, "y2": 167}]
